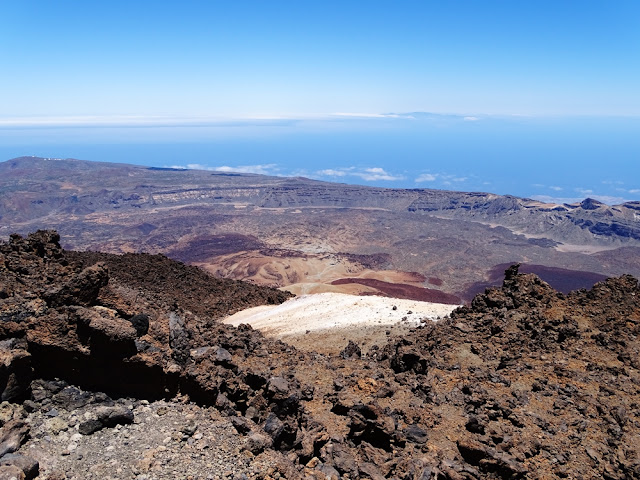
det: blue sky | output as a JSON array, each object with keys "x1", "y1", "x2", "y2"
[
  {"x1": 1, "y1": 1, "x2": 639, "y2": 203},
  {"x1": 2, "y1": 1, "x2": 639, "y2": 117}
]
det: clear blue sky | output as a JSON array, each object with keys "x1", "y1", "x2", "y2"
[
  {"x1": 2, "y1": 1, "x2": 639, "y2": 117},
  {"x1": 1, "y1": 1, "x2": 639, "y2": 204}
]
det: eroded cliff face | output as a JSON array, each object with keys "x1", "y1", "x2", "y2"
[
  {"x1": 1, "y1": 231, "x2": 640, "y2": 479},
  {"x1": 408, "y1": 193, "x2": 640, "y2": 243}
]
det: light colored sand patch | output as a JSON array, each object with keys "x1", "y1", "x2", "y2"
[
  {"x1": 554, "y1": 243, "x2": 619, "y2": 254},
  {"x1": 223, "y1": 292, "x2": 459, "y2": 337}
]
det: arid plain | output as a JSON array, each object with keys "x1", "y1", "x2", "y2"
[{"x1": 2, "y1": 156, "x2": 639, "y2": 305}]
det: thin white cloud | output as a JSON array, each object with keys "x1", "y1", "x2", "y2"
[
  {"x1": 442, "y1": 174, "x2": 467, "y2": 183},
  {"x1": 316, "y1": 166, "x2": 404, "y2": 182},
  {"x1": 415, "y1": 173, "x2": 437, "y2": 182},
  {"x1": 0, "y1": 114, "x2": 303, "y2": 128},
  {"x1": 0, "y1": 115, "x2": 170, "y2": 127},
  {"x1": 533, "y1": 193, "x2": 632, "y2": 205},
  {"x1": 170, "y1": 163, "x2": 280, "y2": 175},
  {"x1": 587, "y1": 195, "x2": 632, "y2": 205},
  {"x1": 359, "y1": 167, "x2": 404, "y2": 181},
  {"x1": 629, "y1": 189, "x2": 640, "y2": 194},
  {"x1": 317, "y1": 168, "x2": 351, "y2": 177},
  {"x1": 357, "y1": 168, "x2": 404, "y2": 181},
  {"x1": 573, "y1": 187, "x2": 632, "y2": 204},
  {"x1": 331, "y1": 113, "x2": 401, "y2": 118},
  {"x1": 415, "y1": 172, "x2": 468, "y2": 185},
  {"x1": 530, "y1": 195, "x2": 581, "y2": 204},
  {"x1": 463, "y1": 116, "x2": 479, "y2": 122},
  {"x1": 214, "y1": 164, "x2": 279, "y2": 175},
  {"x1": 549, "y1": 186, "x2": 563, "y2": 191}
]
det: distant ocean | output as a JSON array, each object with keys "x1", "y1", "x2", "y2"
[{"x1": 1, "y1": 115, "x2": 639, "y2": 204}]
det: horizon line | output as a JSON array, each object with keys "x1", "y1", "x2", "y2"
[{"x1": 2, "y1": 112, "x2": 640, "y2": 128}]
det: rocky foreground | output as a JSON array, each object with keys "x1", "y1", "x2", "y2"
[{"x1": 1, "y1": 231, "x2": 639, "y2": 479}]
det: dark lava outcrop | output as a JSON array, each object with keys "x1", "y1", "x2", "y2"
[{"x1": 1, "y1": 231, "x2": 640, "y2": 479}]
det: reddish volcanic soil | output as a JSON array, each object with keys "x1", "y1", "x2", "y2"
[{"x1": 331, "y1": 277, "x2": 462, "y2": 304}]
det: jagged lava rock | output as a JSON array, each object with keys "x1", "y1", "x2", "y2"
[{"x1": 1, "y1": 231, "x2": 640, "y2": 479}]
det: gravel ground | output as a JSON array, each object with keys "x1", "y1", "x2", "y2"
[{"x1": 19, "y1": 393, "x2": 285, "y2": 480}]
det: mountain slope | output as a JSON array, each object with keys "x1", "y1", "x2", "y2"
[{"x1": 1, "y1": 232, "x2": 640, "y2": 479}]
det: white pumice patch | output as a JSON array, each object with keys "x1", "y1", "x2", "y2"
[{"x1": 223, "y1": 292, "x2": 459, "y2": 336}]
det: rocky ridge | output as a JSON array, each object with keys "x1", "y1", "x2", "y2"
[{"x1": 1, "y1": 231, "x2": 640, "y2": 479}]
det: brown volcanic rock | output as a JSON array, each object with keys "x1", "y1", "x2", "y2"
[
  {"x1": 377, "y1": 264, "x2": 640, "y2": 479},
  {"x1": 0, "y1": 231, "x2": 293, "y2": 399},
  {"x1": 2, "y1": 231, "x2": 640, "y2": 479},
  {"x1": 44, "y1": 263, "x2": 109, "y2": 307},
  {"x1": 66, "y1": 249, "x2": 293, "y2": 320},
  {"x1": 0, "y1": 340, "x2": 32, "y2": 402}
]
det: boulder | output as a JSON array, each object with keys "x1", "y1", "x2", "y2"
[
  {"x1": 0, "y1": 453, "x2": 39, "y2": 480},
  {"x1": 0, "y1": 340, "x2": 32, "y2": 402},
  {"x1": 78, "y1": 406, "x2": 134, "y2": 435},
  {"x1": 0, "y1": 420, "x2": 29, "y2": 457},
  {"x1": 45, "y1": 263, "x2": 108, "y2": 307}
]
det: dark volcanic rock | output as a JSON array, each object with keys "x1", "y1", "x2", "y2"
[
  {"x1": 339, "y1": 340, "x2": 361, "y2": 359},
  {"x1": 0, "y1": 231, "x2": 294, "y2": 399},
  {"x1": 66, "y1": 249, "x2": 293, "y2": 320},
  {"x1": 0, "y1": 339, "x2": 32, "y2": 402},
  {"x1": 403, "y1": 424, "x2": 428, "y2": 444},
  {"x1": 78, "y1": 406, "x2": 134, "y2": 435},
  {"x1": 128, "y1": 313, "x2": 150, "y2": 336}
]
